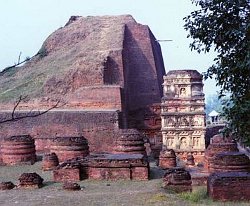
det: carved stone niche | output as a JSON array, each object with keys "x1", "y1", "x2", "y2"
[{"x1": 191, "y1": 84, "x2": 203, "y2": 96}]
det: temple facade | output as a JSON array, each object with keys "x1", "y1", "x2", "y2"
[{"x1": 161, "y1": 70, "x2": 206, "y2": 163}]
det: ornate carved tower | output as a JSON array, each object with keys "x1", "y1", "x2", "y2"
[{"x1": 161, "y1": 70, "x2": 205, "y2": 163}]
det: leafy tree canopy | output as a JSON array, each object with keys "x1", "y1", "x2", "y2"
[{"x1": 184, "y1": 0, "x2": 250, "y2": 145}]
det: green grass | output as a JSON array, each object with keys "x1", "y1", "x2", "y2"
[{"x1": 179, "y1": 187, "x2": 208, "y2": 203}]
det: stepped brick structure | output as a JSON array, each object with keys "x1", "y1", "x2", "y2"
[
  {"x1": 0, "y1": 15, "x2": 165, "y2": 154},
  {"x1": 209, "y1": 151, "x2": 250, "y2": 173},
  {"x1": 161, "y1": 70, "x2": 206, "y2": 163},
  {"x1": 1, "y1": 135, "x2": 36, "y2": 165},
  {"x1": 204, "y1": 135, "x2": 239, "y2": 172}
]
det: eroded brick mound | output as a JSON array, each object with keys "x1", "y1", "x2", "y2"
[
  {"x1": 50, "y1": 136, "x2": 89, "y2": 162},
  {"x1": 63, "y1": 182, "x2": 81, "y2": 191},
  {"x1": 53, "y1": 161, "x2": 81, "y2": 182},
  {"x1": 0, "y1": 181, "x2": 15, "y2": 190},
  {"x1": 204, "y1": 135, "x2": 238, "y2": 171},
  {"x1": 18, "y1": 173, "x2": 44, "y2": 189},
  {"x1": 159, "y1": 149, "x2": 176, "y2": 169},
  {"x1": 42, "y1": 152, "x2": 59, "y2": 171},
  {"x1": 114, "y1": 129, "x2": 146, "y2": 155},
  {"x1": 162, "y1": 167, "x2": 192, "y2": 192},
  {"x1": 210, "y1": 152, "x2": 250, "y2": 172},
  {"x1": 1, "y1": 135, "x2": 36, "y2": 165},
  {"x1": 186, "y1": 154, "x2": 195, "y2": 166},
  {"x1": 208, "y1": 172, "x2": 250, "y2": 201}
]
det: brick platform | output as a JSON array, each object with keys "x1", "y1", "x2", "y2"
[
  {"x1": 53, "y1": 162, "x2": 81, "y2": 182},
  {"x1": 208, "y1": 172, "x2": 250, "y2": 201}
]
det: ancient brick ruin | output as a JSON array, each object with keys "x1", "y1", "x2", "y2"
[
  {"x1": 208, "y1": 172, "x2": 250, "y2": 201},
  {"x1": 0, "y1": 15, "x2": 165, "y2": 155},
  {"x1": 42, "y1": 153, "x2": 59, "y2": 171},
  {"x1": 1, "y1": 135, "x2": 36, "y2": 165},
  {"x1": 161, "y1": 70, "x2": 206, "y2": 164},
  {"x1": 18, "y1": 173, "x2": 44, "y2": 189},
  {"x1": 50, "y1": 136, "x2": 89, "y2": 162},
  {"x1": 162, "y1": 167, "x2": 192, "y2": 193}
]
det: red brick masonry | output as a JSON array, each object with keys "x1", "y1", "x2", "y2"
[{"x1": 208, "y1": 172, "x2": 250, "y2": 201}]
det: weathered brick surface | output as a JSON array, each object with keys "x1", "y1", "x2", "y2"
[
  {"x1": 0, "y1": 16, "x2": 165, "y2": 157},
  {"x1": 159, "y1": 149, "x2": 176, "y2": 169},
  {"x1": 42, "y1": 153, "x2": 59, "y2": 171},
  {"x1": 50, "y1": 136, "x2": 89, "y2": 162},
  {"x1": 55, "y1": 153, "x2": 149, "y2": 181},
  {"x1": 88, "y1": 167, "x2": 131, "y2": 180},
  {"x1": 0, "y1": 111, "x2": 120, "y2": 154},
  {"x1": 1, "y1": 135, "x2": 36, "y2": 165},
  {"x1": 18, "y1": 173, "x2": 43, "y2": 189},
  {"x1": 53, "y1": 166, "x2": 81, "y2": 182},
  {"x1": 208, "y1": 172, "x2": 250, "y2": 201},
  {"x1": 131, "y1": 167, "x2": 149, "y2": 180},
  {"x1": 204, "y1": 139, "x2": 238, "y2": 171},
  {"x1": 114, "y1": 129, "x2": 146, "y2": 155},
  {"x1": 162, "y1": 167, "x2": 192, "y2": 193},
  {"x1": 210, "y1": 152, "x2": 250, "y2": 172}
]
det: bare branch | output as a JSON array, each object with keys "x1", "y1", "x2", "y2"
[{"x1": 0, "y1": 97, "x2": 63, "y2": 124}]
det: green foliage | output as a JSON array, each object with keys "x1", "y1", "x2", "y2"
[
  {"x1": 184, "y1": 0, "x2": 250, "y2": 145},
  {"x1": 179, "y1": 188, "x2": 208, "y2": 203},
  {"x1": 205, "y1": 94, "x2": 224, "y2": 115}
]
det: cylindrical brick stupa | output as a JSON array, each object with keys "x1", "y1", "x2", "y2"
[
  {"x1": 42, "y1": 153, "x2": 59, "y2": 171},
  {"x1": 204, "y1": 134, "x2": 238, "y2": 171},
  {"x1": 210, "y1": 151, "x2": 250, "y2": 173},
  {"x1": 1, "y1": 135, "x2": 36, "y2": 165},
  {"x1": 114, "y1": 129, "x2": 146, "y2": 155},
  {"x1": 50, "y1": 136, "x2": 89, "y2": 162}
]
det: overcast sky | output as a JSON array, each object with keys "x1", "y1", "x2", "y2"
[{"x1": 0, "y1": 0, "x2": 218, "y2": 96}]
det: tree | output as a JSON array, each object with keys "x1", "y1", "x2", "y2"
[{"x1": 184, "y1": 0, "x2": 250, "y2": 145}]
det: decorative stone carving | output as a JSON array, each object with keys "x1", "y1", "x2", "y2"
[
  {"x1": 161, "y1": 70, "x2": 205, "y2": 163},
  {"x1": 162, "y1": 167, "x2": 192, "y2": 193},
  {"x1": 159, "y1": 149, "x2": 176, "y2": 169},
  {"x1": 18, "y1": 173, "x2": 44, "y2": 189},
  {"x1": 2, "y1": 135, "x2": 36, "y2": 165}
]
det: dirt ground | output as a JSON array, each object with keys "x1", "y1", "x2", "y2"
[{"x1": 0, "y1": 160, "x2": 249, "y2": 206}]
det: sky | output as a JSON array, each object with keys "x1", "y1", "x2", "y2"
[{"x1": 0, "y1": 0, "x2": 218, "y2": 96}]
